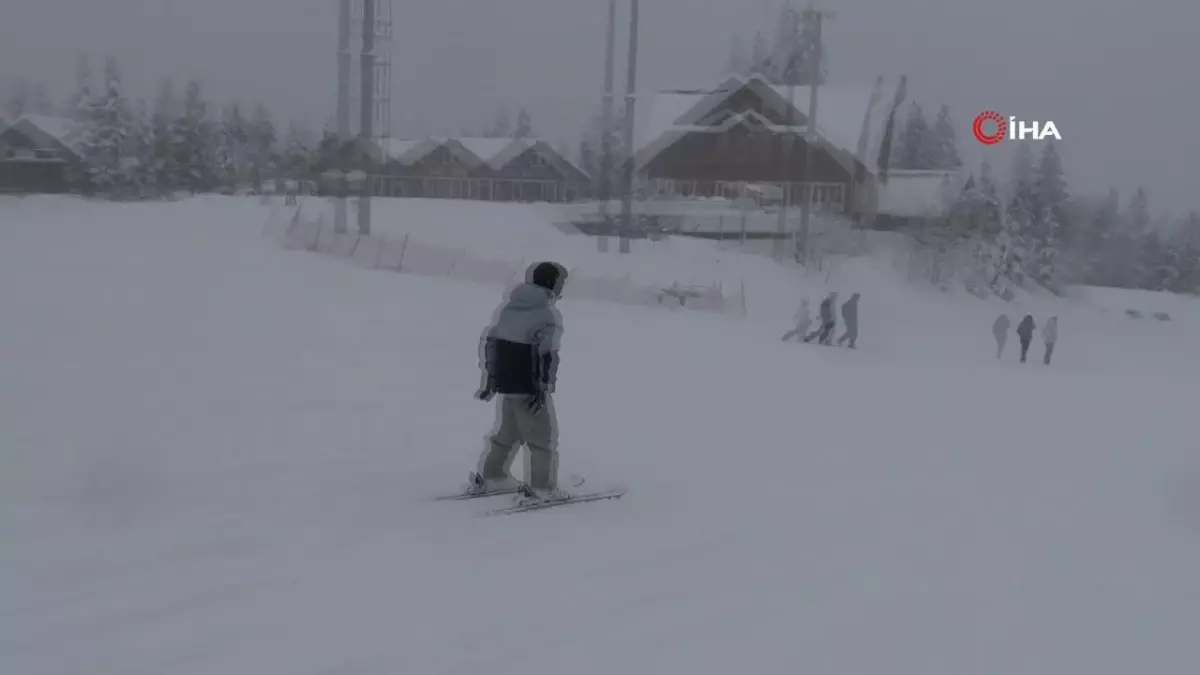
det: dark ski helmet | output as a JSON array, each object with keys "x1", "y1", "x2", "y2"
[{"x1": 528, "y1": 261, "x2": 568, "y2": 297}]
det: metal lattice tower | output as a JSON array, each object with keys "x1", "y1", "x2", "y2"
[
  {"x1": 351, "y1": 0, "x2": 392, "y2": 143},
  {"x1": 335, "y1": 0, "x2": 392, "y2": 235}
]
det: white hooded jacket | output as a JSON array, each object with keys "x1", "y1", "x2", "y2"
[{"x1": 1043, "y1": 317, "x2": 1058, "y2": 344}]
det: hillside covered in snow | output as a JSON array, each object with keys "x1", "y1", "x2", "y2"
[{"x1": 3, "y1": 195, "x2": 1199, "y2": 675}]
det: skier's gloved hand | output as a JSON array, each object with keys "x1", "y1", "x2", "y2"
[
  {"x1": 476, "y1": 386, "x2": 495, "y2": 402},
  {"x1": 526, "y1": 390, "x2": 546, "y2": 414}
]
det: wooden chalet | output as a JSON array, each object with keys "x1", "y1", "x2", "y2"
[
  {"x1": 628, "y1": 74, "x2": 966, "y2": 227},
  {"x1": 0, "y1": 115, "x2": 83, "y2": 194},
  {"x1": 354, "y1": 136, "x2": 589, "y2": 203}
]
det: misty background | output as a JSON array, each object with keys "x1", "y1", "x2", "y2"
[{"x1": 3, "y1": 0, "x2": 1198, "y2": 214}]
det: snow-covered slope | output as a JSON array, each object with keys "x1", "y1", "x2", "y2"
[{"x1": 3, "y1": 195, "x2": 1200, "y2": 675}]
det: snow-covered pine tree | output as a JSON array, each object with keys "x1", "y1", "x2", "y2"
[
  {"x1": 315, "y1": 119, "x2": 342, "y2": 174},
  {"x1": 1087, "y1": 188, "x2": 1124, "y2": 286},
  {"x1": 1029, "y1": 141, "x2": 1068, "y2": 288},
  {"x1": 1170, "y1": 211, "x2": 1200, "y2": 294},
  {"x1": 151, "y1": 80, "x2": 180, "y2": 195},
  {"x1": 247, "y1": 104, "x2": 278, "y2": 191},
  {"x1": 922, "y1": 104, "x2": 961, "y2": 170},
  {"x1": 80, "y1": 56, "x2": 134, "y2": 197},
  {"x1": 211, "y1": 106, "x2": 234, "y2": 193},
  {"x1": 1126, "y1": 187, "x2": 1149, "y2": 236},
  {"x1": 172, "y1": 80, "x2": 216, "y2": 193},
  {"x1": 897, "y1": 103, "x2": 931, "y2": 169},
  {"x1": 514, "y1": 108, "x2": 533, "y2": 138},
  {"x1": 953, "y1": 159, "x2": 1007, "y2": 297},
  {"x1": 125, "y1": 99, "x2": 154, "y2": 197},
  {"x1": 62, "y1": 55, "x2": 96, "y2": 191},
  {"x1": 582, "y1": 103, "x2": 626, "y2": 199},
  {"x1": 216, "y1": 103, "x2": 249, "y2": 191},
  {"x1": 64, "y1": 53, "x2": 94, "y2": 124},
  {"x1": 764, "y1": 4, "x2": 826, "y2": 86},
  {"x1": 978, "y1": 158, "x2": 998, "y2": 202},
  {"x1": 280, "y1": 121, "x2": 315, "y2": 180}
]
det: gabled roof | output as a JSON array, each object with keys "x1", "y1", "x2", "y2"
[
  {"x1": 373, "y1": 136, "x2": 586, "y2": 177},
  {"x1": 9, "y1": 115, "x2": 86, "y2": 157},
  {"x1": 633, "y1": 73, "x2": 903, "y2": 179}
]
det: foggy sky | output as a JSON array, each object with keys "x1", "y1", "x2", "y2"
[{"x1": 3, "y1": 0, "x2": 1197, "y2": 214}]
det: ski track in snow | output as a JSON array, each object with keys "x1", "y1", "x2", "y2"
[{"x1": 2, "y1": 195, "x2": 1200, "y2": 675}]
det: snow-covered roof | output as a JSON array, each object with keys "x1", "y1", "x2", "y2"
[
  {"x1": 10, "y1": 114, "x2": 85, "y2": 155},
  {"x1": 456, "y1": 138, "x2": 520, "y2": 168},
  {"x1": 633, "y1": 74, "x2": 904, "y2": 178},
  {"x1": 373, "y1": 136, "x2": 585, "y2": 177}
]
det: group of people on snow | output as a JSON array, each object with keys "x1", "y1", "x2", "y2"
[
  {"x1": 992, "y1": 313, "x2": 1058, "y2": 364},
  {"x1": 462, "y1": 260, "x2": 1066, "y2": 503},
  {"x1": 781, "y1": 291, "x2": 861, "y2": 348}
]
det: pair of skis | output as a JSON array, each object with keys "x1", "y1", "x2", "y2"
[{"x1": 437, "y1": 474, "x2": 625, "y2": 516}]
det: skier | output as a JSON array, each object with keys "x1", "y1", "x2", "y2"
[
  {"x1": 1016, "y1": 314, "x2": 1035, "y2": 363},
  {"x1": 1042, "y1": 316, "x2": 1058, "y2": 365},
  {"x1": 781, "y1": 297, "x2": 812, "y2": 342},
  {"x1": 992, "y1": 313, "x2": 1010, "y2": 359},
  {"x1": 470, "y1": 261, "x2": 569, "y2": 501},
  {"x1": 804, "y1": 292, "x2": 838, "y2": 345},
  {"x1": 837, "y1": 293, "x2": 861, "y2": 348}
]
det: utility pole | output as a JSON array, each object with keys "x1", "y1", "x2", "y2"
[
  {"x1": 796, "y1": 6, "x2": 831, "y2": 267},
  {"x1": 335, "y1": 0, "x2": 351, "y2": 234},
  {"x1": 358, "y1": 0, "x2": 375, "y2": 236},
  {"x1": 773, "y1": 7, "x2": 802, "y2": 262},
  {"x1": 597, "y1": 0, "x2": 617, "y2": 253},
  {"x1": 618, "y1": 0, "x2": 640, "y2": 254}
]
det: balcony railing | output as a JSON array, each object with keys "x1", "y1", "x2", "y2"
[{"x1": 643, "y1": 179, "x2": 845, "y2": 210}]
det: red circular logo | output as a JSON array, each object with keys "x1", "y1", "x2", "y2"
[{"x1": 972, "y1": 111, "x2": 1007, "y2": 145}]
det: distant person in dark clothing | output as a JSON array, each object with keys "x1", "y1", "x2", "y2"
[
  {"x1": 804, "y1": 292, "x2": 838, "y2": 345},
  {"x1": 837, "y1": 293, "x2": 860, "y2": 348},
  {"x1": 1016, "y1": 314, "x2": 1036, "y2": 363},
  {"x1": 992, "y1": 313, "x2": 1011, "y2": 359},
  {"x1": 1042, "y1": 316, "x2": 1058, "y2": 365}
]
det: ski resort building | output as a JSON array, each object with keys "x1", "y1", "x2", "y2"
[
  {"x1": 0, "y1": 115, "x2": 83, "y2": 194},
  {"x1": 628, "y1": 74, "x2": 967, "y2": 228},
  {"x1": 348, "y1": 136, "x2": 590, "y2": 204}
]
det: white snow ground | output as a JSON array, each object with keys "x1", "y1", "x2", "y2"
[{"x1": 3, "y1": 195, "x2": 1200, "y2": 675}]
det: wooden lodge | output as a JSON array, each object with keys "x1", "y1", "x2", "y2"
[
  {"x1": 0, "y1": 115, "x2": 83, "y2": 194},
  {"x1": 626, "y1": 74, "x2": 967, "y2": 227}
]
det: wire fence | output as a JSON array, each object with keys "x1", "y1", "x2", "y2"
[{"x1": 263, "y1": 205, "x2": 747, "y2": 318}]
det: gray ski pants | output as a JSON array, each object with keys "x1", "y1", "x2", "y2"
[{"x1": 478, "y1": 394, "x2": 559, "y2": 490}]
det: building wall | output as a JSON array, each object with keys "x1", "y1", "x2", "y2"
[
  {"x1": 641, "y1": 127, "x2": 862, "y2": 210},
  {"x1": 0, "y1": 126, "x2": 71, "y2": 193},
  {"x1": 645, "y1": 128, "x2": 853, "y2": 184}
]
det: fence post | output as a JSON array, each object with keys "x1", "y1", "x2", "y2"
[
  {"x1": 284, "y1": 208, "x2": 300, "y2": 243},
  {"x1": 374, "y1": 235, "x2": 386, "y2": 269},
  {"x1": 309, "y1": 220, "x2": 322, "y2": 253},
  {"x1": 396, "y1": 232, "x2": 410, "y2": 271},
  {"x1": 740, "y1": 280, "x2": 748, "y2": 318},
  {"x1": 261, "y1": 206, "x2": 277, "y2": 236}
]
